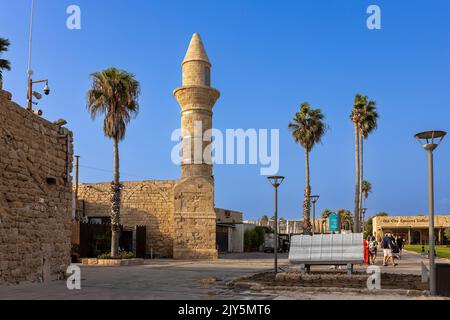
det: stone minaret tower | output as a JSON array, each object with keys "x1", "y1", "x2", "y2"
[{"x1": 172, "y1": 33, "x2": 220, "y2": 259}]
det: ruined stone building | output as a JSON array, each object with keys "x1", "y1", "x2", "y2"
[
  {"x1": 77, "y1": 34, "x2": 243, "y2": 259},
  {"x1": 0, "y1": 83, "x2": 73, "y2": 284}
]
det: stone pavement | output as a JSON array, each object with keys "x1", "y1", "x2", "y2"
[{"x1": 0, "y1": 251, "x2": 448, "y2": 300}]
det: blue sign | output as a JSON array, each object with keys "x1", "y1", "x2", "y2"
[{"x1": 329, "y1": 213, "x2": 339, "y2": 231}]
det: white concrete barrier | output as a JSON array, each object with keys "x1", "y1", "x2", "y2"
[{"x1": 289, "y1": 233, "x2": 365, "y2": 271}]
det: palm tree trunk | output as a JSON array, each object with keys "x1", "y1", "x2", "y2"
[
  {"x1": 359, "y1": 135, "x2": 364, "y2": 227},
  {"x1": 111, "y1": 137, "x2": 121, "y2": 257},
  {"x1": 303, "y1": 148, "x2": 311, "y2": 234},
  {"x1": 353, "y1": 123, "x2": 360, "y2": 233}
]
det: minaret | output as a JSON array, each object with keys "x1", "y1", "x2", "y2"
[
  {"x1": 174, "y1": 33, "x2": 220, "y2": 177},
  {"x1": 172, "y1": 34, "x2": 219, "y2": 259}
]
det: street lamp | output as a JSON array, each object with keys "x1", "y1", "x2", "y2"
[
  {"x1": 310, "y1": 195, "x2": 320, "y2": 235},
  {"x1": 414, "y1": 130, "x2": 446, "y2": 296},
  {"x1": 361, "y1": 208, "x2": 367, "y2": 234},
  {"x1": 267, "y1": 175, "x2": 285, "y2": 274}
]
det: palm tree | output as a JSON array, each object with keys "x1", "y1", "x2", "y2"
[
  {"x1": 289, "y1": 102, "x2": 327, "y2": 234},
  {"x1": 338, "y1": 209, "x2": 353, "y2": 231},
  {"x1": 87, "y1": 68, "x2": 140, "y2": 257},
  {"x1": 321, "y1": 209, "x2": 333, "y2": 233},
  {"x1": 361, "y1": 180, "x2": 372, "y2": 209},
  {"x1": 0, "y1": 38, "x2": 11, "y2": 87},
  {"x1": 350, "y1": 94, "x2": 366, "y2": 233},
  {"x1": 358, "y1": 99, "x2": 378, "y2": 221}
]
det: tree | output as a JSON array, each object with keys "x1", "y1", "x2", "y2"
[
  {"x1": 444, "y1": 228, "x2": 450, "y2": 243},
  {"x1": 0, "y1": 38, "x2": 11, "y2": 85},
  {"x1": 351, "y1": 94, "x2": 377, "y2": 233},
  {"x1": 358, "y1": 98, "x2": 378, "y2": 222},
  {"x1": 289, "y1": 102, "x2": 327, "y2": 234},
  {"x1": 350, "y1": 94, "x2": 364, "y2": 232},
  {"x1": 87, "y1": 68, "x2": 140, "y2": 257},
  {"x1": 338, "y1": 209, "x2": 353, "y2": 231},
  {"x1": 260, "y1": 215, "x2": 269, "y2": 223},
  {"x1": 361, "y1": 180, "x2": 372, "y2": 206},
  {"x1": 321, "y1": 209, "x2": 333, "y2": 233},
  {"x1": 361, "y1": 180, "x2": 372, "y2": 224},
  {"x1": 365, "y1": 212, "x2": 389, "y2": 237},
  {"x1": 322, "y1": 209, "x2": 333, "y2": 219}
]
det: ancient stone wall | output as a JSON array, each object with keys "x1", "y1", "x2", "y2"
[
  {"x1": 0, "y1": 88, "x2": 73, "y2": 284},
  {"x1": 77, "y1": 180, "x2": 175, "y2": 258}
]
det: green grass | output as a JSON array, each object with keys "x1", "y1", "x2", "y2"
[{"x1": 404, "y1": 245, "x2": 450, "y2": 260}]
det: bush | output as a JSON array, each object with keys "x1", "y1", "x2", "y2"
[
  {"x1": 244, "y1": 227, "x2": 266, "y2": 252},
  {"x1": 97, "y1": 251, "x2": 135, "y2": 260},
  {"x1": 444, "y1": 228, "x2": 450, "y2": 244}
]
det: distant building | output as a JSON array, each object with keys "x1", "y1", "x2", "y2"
[
  {"x1": 243, "y1": 218, "x2": 327, "y2": 235},
  {"x1": 372, "y1": 215, "x2": 450, "y2": 245},
  {"x1": 215, "y1": 208, "x2": 244, "y2": 253}
]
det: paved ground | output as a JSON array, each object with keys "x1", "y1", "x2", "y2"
[{"x1": 0, "y1": 251, "x2": 448, "y2": 300}]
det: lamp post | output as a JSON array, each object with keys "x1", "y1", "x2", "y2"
[
  {"x1": 361, "y1": 208, "x2": 367, "y2": 234},
  {"x1": 267, "y1": 176, "x2": 285, "y2": 274},
  {"x1": 310, "y1": 195, "x2": 320, "y2": 235},
  {"x1": 414, "y1": 130, "x2": 446, "y2": 296}
]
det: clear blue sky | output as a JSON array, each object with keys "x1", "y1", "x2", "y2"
[{"x1": 1, "y1": 0, "x2": 450, "y2": 220}]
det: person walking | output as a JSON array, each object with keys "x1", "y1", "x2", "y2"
[
  {"x1": 382, "y1": 233, "x2": 397, "y2": 267},
  {"x1": 368, "y1": 236, "x2": 378, "y2": 265},
  {"x1": 396, "y1": 236, "x2": 404, "y2": 259}
]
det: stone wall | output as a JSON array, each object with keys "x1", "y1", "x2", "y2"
[
  {"x1": 77, "y1": 180, "x2": 176, "y2": 258},
  {"x1": 173, "y1": 176, "x2": 217, "y2": 259},
  {"x1": 0, "y1": 88, "x2": 73, "y2": 284}
]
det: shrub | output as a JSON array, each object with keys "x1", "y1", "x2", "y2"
[
  {"x1": 97, "y1": 251, "x2": 135, "y2": 260},
  {"x1": 244, "y1": 227, "x2": 266, "y2": 252}
]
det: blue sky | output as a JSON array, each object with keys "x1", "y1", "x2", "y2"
[{"x1": 1, "y1": 0, "x2": 450, "y2": 220}]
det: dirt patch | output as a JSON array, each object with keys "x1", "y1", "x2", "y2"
[{"x1": 231, "y1": 271, "x2": 428, "y2": 291}]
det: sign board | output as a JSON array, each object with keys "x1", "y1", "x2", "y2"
[{"x1": 329, "y1": 213, "x2": 339, "y2": 231}]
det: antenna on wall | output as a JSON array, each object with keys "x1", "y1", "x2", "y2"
[{"x1": 27, "y1": 0, "x2": 35, "y2": 80}]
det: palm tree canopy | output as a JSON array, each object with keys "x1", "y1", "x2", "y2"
[
  {"x1": 322, "y1": 209, "x2": 333, "y2": 219},
  {"x1": 0, "y1": 38, "x2": 11, "y2": 80},
  {"x1": 359, "y1": 99, "x2": 378, "y2": 138},
  {"x1": 338, "y1": 209, "x2": 353, "y2": 227},
  {"x1": 289, "y1": 102, "x2": 327, "y2": 151},
  {"x1": 350, "y1": 93, "x2": 365, "y2": 123},
  {"x1": 87, "y1": 68, "x2": 140, "y2": 141},
  {"x1": 362, "y1": 180, "x2": 372, "y2": 199}
]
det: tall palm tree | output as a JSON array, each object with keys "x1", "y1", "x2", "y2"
[
  {"x1": 0, "y1": 38, "x2": 11, "y2": 86},
  {"x1": 350, "y1": 94, "x2": 366, "y2": 233},
  {"x1": 289, "y1": 102, "x2": 327, "y2": 234},
  {"x1": 358, "y1": 99, "x2": 378, "y2": 219},
  {"x1": 87, "y1": 68, "x2": 140, "y2": 257}
]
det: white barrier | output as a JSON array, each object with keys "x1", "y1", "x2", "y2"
[{"x1": 289, "y1": 233, "x2": 365, "y2": 274}]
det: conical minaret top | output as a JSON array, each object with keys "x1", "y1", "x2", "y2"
[
  {"x1": 181, "y1": 33, "x2": 213, "y2": 87},
  {"x1": 183, "y1": 33, "x2": 210, "y2": 65}
]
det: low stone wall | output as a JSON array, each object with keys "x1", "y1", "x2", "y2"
[
  {"x1": 0, "y1": 88, "x2": 73, "y2": 284},
  {"x1": 81, "y1": 258, "x2": 145, "y2": 266}
]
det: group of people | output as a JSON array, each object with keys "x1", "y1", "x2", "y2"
[{"x1": 364, "y1": 233, "x2": 404, "y2": 267}]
